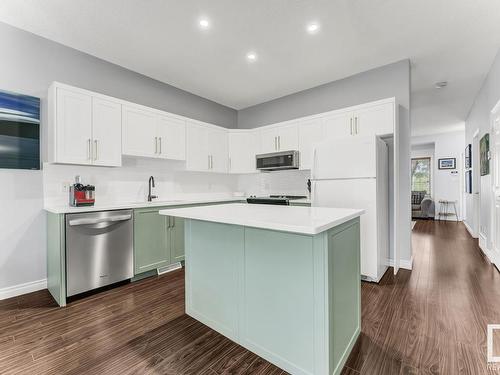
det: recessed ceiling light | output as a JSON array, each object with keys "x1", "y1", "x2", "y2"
[
  {"x1": 435, "y1": 81, "x2": 448, "y2": 89},
  {"x1": 198, "y1": 18, "x2": 210, "y2": 29},
  {"x1": 307, "y1": 23, "x2": 320, "y2": 34},
  {"x1": 246, "y1": 52, "x2": 257, "y2": 62}
]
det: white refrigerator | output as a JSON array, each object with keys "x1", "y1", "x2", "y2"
[{"x1": 311, "y1": 135, "x2": 389, "y2": 282}]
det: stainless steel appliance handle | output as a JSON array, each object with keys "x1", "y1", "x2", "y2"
[{"x1": 69, "y1": 214, "x2": 132, "y2": 226}]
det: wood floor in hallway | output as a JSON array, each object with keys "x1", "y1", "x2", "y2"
[{"x1": 0, "y1": 220, "x2": 499, "y2": 374}]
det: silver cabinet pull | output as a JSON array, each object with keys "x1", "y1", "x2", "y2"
[
  {"x1": 87, "y1": 139, "x2": 92, "y2": 160},
  {"x1": 228, "y1": 157, "x2": 231, "y2": 171},
  {"x1": 278, "y1": 136, "x2": 281, "y2": 150},
  {"x1": 155, "y1": 137, "x2": 158, "y2": 154},
  {"x1": 210, "y1": 155, "x2": 213, "y2": 169},
  {"x1": 274, "y1": 136, "x2": 277, "y2": 151},
  {"x1": 208, "y1": 155, "x2": 211, "y2": 169},
  {"x1": 350, "y1": 118, "x2": 353, "y2": 135},
  {"x1": 94, "y1": 140, "x2": 98, "y2": 160},
  {"x1": 355, "y1": 117, "x2": 359, "y2": 134},
  {"x1": 159, "y1": 137, "x2": 162, "y2": 154}
]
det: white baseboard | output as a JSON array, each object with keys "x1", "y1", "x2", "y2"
[
  {"x1": 464, "y1": 221, "x2": 477, "y2": 238},
  {"x1": 387, "y1": 256, "x2": 413, "y2": 271},
  {"x1": 0, "y1": 279, "x2": 47, "y2": 301}
]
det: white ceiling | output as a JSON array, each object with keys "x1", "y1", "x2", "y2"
[{"x1": 1, "y1": 0, "x2": 500, "y2": 136}]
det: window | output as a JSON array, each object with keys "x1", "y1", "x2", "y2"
[{"x1": 411, "y1": 157, "x2": 431, "y2": 194}]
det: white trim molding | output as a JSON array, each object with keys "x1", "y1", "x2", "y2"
[
  {"x1": 464, "y1": 220, "x2": 477, "y2": 238},
  {"x1": 0, "y1": 279, "x2": 47, "y2": 301},
  {"x1": 388, "y1": 256, "x2": 413, "y2": 271}
]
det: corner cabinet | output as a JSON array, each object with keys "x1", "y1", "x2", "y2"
[
  {"x1": 260, "y1": 122, "x2": 299, "y2": 153},
  {"x1": 186, "y1": 121, "x2": 228, "y2": 173},
  {"x1": 133, "y1": 207, "x2": 185, "y2": 274},
  {"x1": 122, "y1": 105, "x2": 186, "y2": 160},
  {"x1": 48, "y1": 83, "x2": 122, "y2": 166}
]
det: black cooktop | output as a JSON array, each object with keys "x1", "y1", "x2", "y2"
[{"x1": 246, "y1": 195, "x2": 307, "y2": 205}]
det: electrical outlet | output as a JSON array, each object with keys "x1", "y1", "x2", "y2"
[{"x1": 61, "y1": 181, "x2": 70, "y2": 193}]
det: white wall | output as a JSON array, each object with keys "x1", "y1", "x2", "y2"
[
  {"x1": 465, "y1": 47, "x2": 500, "y2": 257},
  {"x1": 411, "y1": 130, "x2": 465, "y2": 220}
]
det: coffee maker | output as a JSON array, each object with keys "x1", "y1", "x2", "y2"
[{"x1": 69, "y1": 176, "x2": 95, "y2": 207}]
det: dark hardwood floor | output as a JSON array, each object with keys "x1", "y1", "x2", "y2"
[{"x1": 1, "y1": 220, "x2": 500, "y2": 374}]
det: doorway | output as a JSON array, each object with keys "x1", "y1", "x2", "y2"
[{"x1": 472, "y1": 131, "x2": 480, "y2": 237}]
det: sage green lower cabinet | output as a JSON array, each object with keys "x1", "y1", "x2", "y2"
[
  {"x1": 184, "y1": 218, "x2": 361, "y2": 375},
  {"x1": 134, "y1": 207, "x2": 171, "y2": 274},
  {"x1": 170, "y1": 216, "x2": 185, "y2": 262}
]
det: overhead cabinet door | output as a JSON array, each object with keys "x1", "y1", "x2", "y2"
[
  {"x1": 55, "y1": 88, "x2": 92, "y2": 165},
  {"x1": 92, "y1": 97, "x2": 122, "y2": 167},
  {"x1": 323, "y1": 111, "x2": 353, "y2": 139},
  {"x1": 186, "y1": 122, "x2": 210, "y2": 171},
  {"x1": 354, "y1": 102, "x2": 394, "y2": 137},
  {"x1": 228, "y1": 131, "x2": 259, "y2": 174},
  {"x1": 298, "y1": 118, "x2": 324, "y2": 170},
  {"x1": 156, "y1": 115, "x2": 186, "y2": 160},
  {"x1": 260, "y1": 127, "x2": 279, "y2": 153},
  {"x1": 122, "y1": 106, "x2": 157, "y2": 158},
  {"x1": 276, "y1": 123, "x2": 299, "y2": 151},
  {"x1": 208, "y1": 127, "x2": 228, "y2": 173}
]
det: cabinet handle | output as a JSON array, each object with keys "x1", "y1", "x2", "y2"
[
  {"x1": 159, "y1": 137, "x2": 162, "y2": 154},
  {"x1": 278, "y1": 136, "x2": 281, "y2": 150},
  {"x1": 228, "y1": 157, "x2": 231, "y2": 171},
  {"x1": 94, "y1": 140, "x2": 98, "y2": 160},
  {"x1": 211, "y1": 155, "x2": 213, "y2": 169},
  {"x1": 350, "y1": 118, "x2": 353, "y2": 135},
  {"x1": 155, "y1": 137, "x2": 158, "y2": 154},
  {"x1": 170, "y1": 216, "x2": 175, "y2": 228},
  {"x1": 87, "y1": 139, "x2": 91, "y2": 160},
  {"x1": 355, "y1": 117, "x2": 359, "y2": 134}
]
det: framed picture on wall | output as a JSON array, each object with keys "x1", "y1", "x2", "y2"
[
  {"x1": 465, "y1": 144, "x2": 471, "y2": 169},
  {"x1": 438, "y1": 158, "x2": 456, "y2": 170},
  {"x1": 465, "y1": 170, "x2": 472, "y2": 194},
  {"x1": 480, "y1": 133, "x2": 490, "y2": 176}
]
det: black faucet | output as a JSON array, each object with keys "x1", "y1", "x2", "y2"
[{"x1": 148, "y1": 176, "x2": 157, "y2": 202}]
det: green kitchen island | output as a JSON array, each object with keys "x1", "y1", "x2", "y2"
[{"x1": 159, "y1": 203, "x2": 364, "y2": 375}]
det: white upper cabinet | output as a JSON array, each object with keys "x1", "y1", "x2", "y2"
[
  {"x1": 186, "y1": 121, "x2": 228, "y2": 173},
  {"x1": 298, "y1": 118, "x2": 325, "y2": 170},
  {"x1": 50, "y1": 84, "x2": 121, "y2": 166},
  {"x1": 186, "y1": 121, "x2": 210, "y2": 171},
  {"x1": 122, "y1": 105, "x2": 157, "y2": 158},
  {"x1": 53, "y1": 87, "x2": 93, "y2": 165},
  {"x1": 323, "y1": 111, "x2": 353, "y2": 139},
  {"x1": 353, "y1": 102, "x2": 394, "y2": 137},
  {"x1": 260, "y1": 122, "x2": 298, "y2": 153},
  {"x1": 228, "y1": 131, "x2": 259, "y2": 174},
  {"x1": 156, "y1": 115, "x2": 186, "y2": 160},
  {"x1": 208, "y1": 127, "x2": 228, "y2": 173},
  {"x1": 92, "y1": 97, "x2": 122, "y2": 166},
  {"x1": 122, "y1": 105, "x2": 186, "y2": 160}
]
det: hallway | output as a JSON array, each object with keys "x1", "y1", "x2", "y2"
[{"x1": 345, "y1": 220, "x2": 500, "y2": 374}]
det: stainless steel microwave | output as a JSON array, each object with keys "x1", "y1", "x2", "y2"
[{"x1": 256, "y1": 150, "x2": 300, "y2": 171}]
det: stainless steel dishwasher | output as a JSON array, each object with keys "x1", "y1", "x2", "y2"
[{"x1": 66, "y1": 210, "x2": 134, "y2": 297}]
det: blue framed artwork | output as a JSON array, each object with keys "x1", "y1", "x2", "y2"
[{"x1": 0, "y1": 89, "x2": 40, "y2": 170}]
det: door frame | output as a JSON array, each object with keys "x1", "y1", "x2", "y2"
[{"x1": 490, "y1": 100, "x2": 500, "y2": 267}]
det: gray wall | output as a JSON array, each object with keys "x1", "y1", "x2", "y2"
[
  {"x1": 237, "y1": 60, "x2": 410, "y2": 128},
  {"x1": 464, "y1": 47, "x2": 500, "y2": 252},
  {"x1": 0, "y1": 22, "x2": 236, "y2": 293}
]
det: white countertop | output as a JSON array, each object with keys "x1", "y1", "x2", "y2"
[
  {"x1": 44, "y1": 197, "x2": 245, "y2": 214},
  {"x1": 159, "y1": 203, "x2": 364, "y2": 235}
]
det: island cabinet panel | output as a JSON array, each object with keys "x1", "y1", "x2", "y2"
[
  {"x1": 183, "y1": 217, "x2": 361, "y2": 375},
  {"x1": 134, "y1": 208, "x2": 170, "y2": 274},
  {"x1": 169, "y1": 216, "x2": 185, "y2": 262},
  {"x1": 242, "y1": 229, "x2": 315, "y2": 374},
  {"x1": 185, "y1": 220, "x2": 243, "y2": 340}
]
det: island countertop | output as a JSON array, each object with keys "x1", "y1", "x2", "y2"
[{"x1": 159, "y1": 203, "x2": 364, "y2": 235}]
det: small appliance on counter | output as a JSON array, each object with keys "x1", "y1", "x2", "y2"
[{"x1": 69, "y1": 175, "x2": 95, "y2": 207}]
